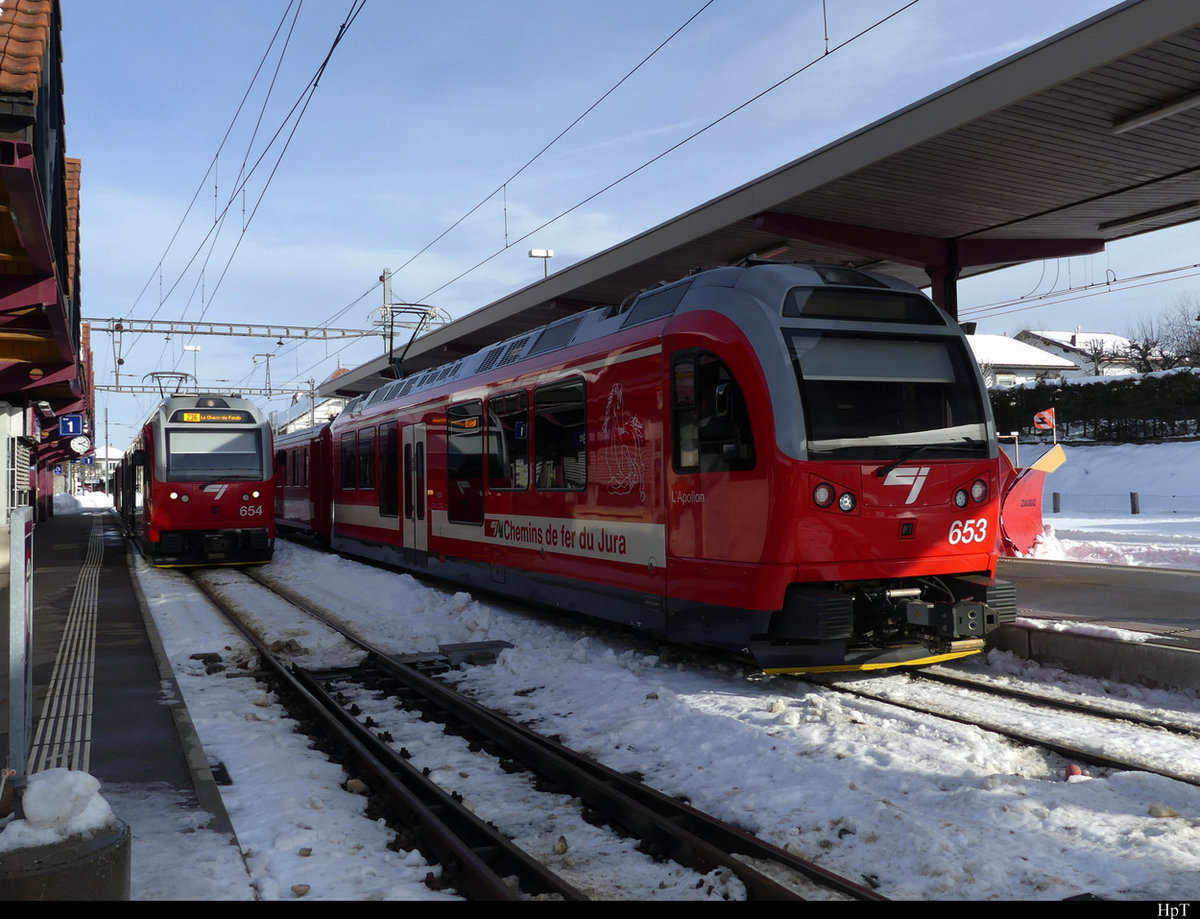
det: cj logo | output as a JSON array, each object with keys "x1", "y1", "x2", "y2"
[{"x1": 883, "y1": 466, "x2": 930, "y2": 504}]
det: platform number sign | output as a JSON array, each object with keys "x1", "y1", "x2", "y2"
[{"x1": 59, "y1": 413, "x2": 84, "y2": 436}]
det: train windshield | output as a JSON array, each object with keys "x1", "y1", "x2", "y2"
[
  {"x1": 785, "y1": 330, "x2": 991, "y2": 460},
  {"x1": 165, "y1": 429, "x2": 264, "y2": 480}
]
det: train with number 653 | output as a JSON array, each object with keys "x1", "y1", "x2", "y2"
[
  {"x1": 114, "y1": 393, "x2": 275, "y2": 567},
  {"x1": 274, "y1": 261, "x2": 1018, "y2": 672}
]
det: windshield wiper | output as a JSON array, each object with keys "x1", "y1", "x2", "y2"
[{"x1": 875, "y1": 445, "x2": 931, "y2": 478}]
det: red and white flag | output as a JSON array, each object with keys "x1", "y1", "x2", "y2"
[{"x1": 1033, "y1": 408, "x2": 1056, "y2": 430}]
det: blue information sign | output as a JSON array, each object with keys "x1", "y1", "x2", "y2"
[{"x1": 59, "y1": 413, "x2": 83, "y2": 435}]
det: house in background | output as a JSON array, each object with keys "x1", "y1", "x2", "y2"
[
  {"x1": 1014, "y1": 330, "x2": 1136, "y2": 378},
  {"x1": 966, "y1": 333, "x2": 1078, "y2": 387}
]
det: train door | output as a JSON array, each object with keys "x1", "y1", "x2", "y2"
[
  {"x1": 402, "y1": 422, "x2": 428, "y2": 558},
  {"x1": 667, "y1": 348, "x2": 756, "y2": 561}
]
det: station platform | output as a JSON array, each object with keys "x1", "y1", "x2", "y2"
[
  {"x1": 0, "y1": 508, "x2": 235, "y2": 895},
  {"x1": 0, "y1": 509, "x2": 1199, "y2": 898}
]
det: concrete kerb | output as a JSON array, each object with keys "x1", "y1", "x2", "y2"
[{"x1": 989, "y1": 622, "x2": 1200, "y2": 694}]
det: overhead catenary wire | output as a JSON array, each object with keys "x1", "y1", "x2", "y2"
[
  {"x1": 388, "y1": 0, "x2": 718, "y2": 284},
  {"x1": 959, "y1": 260, "x2": 1200, "y2": 324},
  {"x1": 114, "y1": 0, "x2": 916, "y2": 412},
  {"x1": 248, "y1": 0, "x2": 927, "y2": 409},
  {"x1": 412, "y1": 0, "x2": 922, "y2": 305},
  {"x1": 128, "y1": 2, "x2": 304, "y2": 330},
  {"x1": 124, "y1": 0, "x2": 310, "y2": 416},
  {"x1": 231, "y1": 1, "x2": 722, "y2": 398},
  {"x1": 117, "y1": 1, "x2": 367, "y2": 419}
]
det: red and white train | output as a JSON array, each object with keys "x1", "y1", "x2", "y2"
[
  {"x1": 115, "y1": 393, "x2": 275, "y2": 567},
  {"x1": 275, "y1": 262, "x2": 1017, "y2": 672}
]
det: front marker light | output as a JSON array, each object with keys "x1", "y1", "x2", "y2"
[
  {"x1": 954, "y1": 488, "x2": 969, "y2": 509},
  {"x1": 813, "y1": 483, "x2": 835, "y2": 507},
  {"x1": 838, "y1": 491, "x2": 857, "y2": 513},
  {"x1": 971, "y1": 479, "x2": 988, "y2": 503}
]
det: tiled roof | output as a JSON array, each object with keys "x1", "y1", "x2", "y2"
[
  {"x1": 0, "y1": 0, "x2": 55, "y2": 97},
  {"x1": 65, "y1": 154, "x2": 79, "y2": 298}
]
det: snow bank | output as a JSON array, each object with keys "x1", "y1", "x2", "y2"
[{"x1": 53, "y1": 492, "x2": 114, "y2": 514}]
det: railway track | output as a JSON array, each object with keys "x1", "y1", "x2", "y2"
[
  {"x1": 805, "y1": 666, "x2": 1200, "y2": 787},
  {"x1": 185, "y1": 567, "x2": 886, "y2": 901}
]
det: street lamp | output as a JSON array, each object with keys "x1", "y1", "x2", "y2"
[{"x1": 529, "y1": 248, "x2": 554, "y2": 278}]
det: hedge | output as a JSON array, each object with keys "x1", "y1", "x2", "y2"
[{"x1": 988, "y1": 368, "x2": 1200, "y2": 442}]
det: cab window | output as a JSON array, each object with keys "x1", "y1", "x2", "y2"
[{"x1": 672, "y1": 350, "x2": 755, "y2": 473}]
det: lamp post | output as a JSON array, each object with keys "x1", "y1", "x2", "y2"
[{"x1": 529, "y1": 248, "x2": 554, "y2": 278}]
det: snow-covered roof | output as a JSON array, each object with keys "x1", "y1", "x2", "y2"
[
  {"x1": 1020, "y1": 330, "x2": 1131, "y2": 353},
  {"x1": 966, "y1": 334, "x2": 1079, "y2": 369}
]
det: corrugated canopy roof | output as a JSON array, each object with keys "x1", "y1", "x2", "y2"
[{"x1": 327, "y1": 0, "x2": 1200, "y2": 397}]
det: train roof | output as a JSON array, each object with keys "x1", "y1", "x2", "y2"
[{"x1": 336, "y1": 262, "x2": 946, "y2": 418}]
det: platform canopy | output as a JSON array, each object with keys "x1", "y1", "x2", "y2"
[{"x1": 326, "y1": 0, "x2": 1200, "y2": 397}]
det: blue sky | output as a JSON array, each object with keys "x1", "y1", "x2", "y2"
[{"x1": 58, "y1": 0, "x2": 1200, "y2": 442}]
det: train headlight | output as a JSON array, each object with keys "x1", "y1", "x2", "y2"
[
  {"x1": 251, "y1": 490, "x2": 261, "y2": 499},
  {"x1": 169, "y1": 491, "x2": 179, "y2": 500},
  {"x1": 971, "y1": 479, "x2": 988, "y2": 503},
  {"x1": 837, "y1": 491, "x2": 857, "y2": 513},
  {"x1": 954, "y1": 488, "x2": 969, "y2": 508},
  {"x1": 813, "y1": 483, "x2": 835, "y2": 507}
]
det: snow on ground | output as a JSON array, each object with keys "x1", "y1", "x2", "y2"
[
  {"x1": 1023, "y1": 440, "x2": 1200, "y2": 569},
  {"x1": 6, "y1": 442, "x2": 1200, "y2": 900}
]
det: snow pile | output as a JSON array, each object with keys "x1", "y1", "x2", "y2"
[{"x1": 0, "y1": 769, "x2": 118, "y2": 853}]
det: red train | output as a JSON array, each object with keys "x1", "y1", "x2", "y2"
[
  {"x1": 275, "y1": 262, "x2": 1017, "y2": 672},
  {"x1": 115, "y1": 393, "x2": 275, "y2": 567}
]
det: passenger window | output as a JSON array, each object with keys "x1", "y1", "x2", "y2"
[
  {"x1": 487, "y1": 391, "x2": 529, "y2": 490},
  {"x1": 379, "y1": 422, "x2": 399, "y2": 516},
  {"x1": 447, "y1": 401, "x2": 485, "y2": 524},
  {"x1": 340, "y1": 432, "x2": 357, "y2": 489},
  {"x1": 357, "y1": 427, "x2": 376, "y2": 490},
  {"x1": 672, "y1": 350, "x2": 755, "y2": 474},
  {"x1": 534, "y1": 379, "x2": 587, "y2": 490}
]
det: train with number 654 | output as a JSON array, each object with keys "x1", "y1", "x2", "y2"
[
  {"x1": 274, "y1": 261, "x2": 1018, "y2": 672},
  {"x1": 114, "y1": 393, "x2": 275, "y2": 567}
]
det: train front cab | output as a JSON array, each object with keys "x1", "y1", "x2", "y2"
[
  {"x1": 660, "y1": 265, "x2": 1016, "y2": 673},
  {"x1": 134, "y1": 401, "x2": 275, "y2": 567}
]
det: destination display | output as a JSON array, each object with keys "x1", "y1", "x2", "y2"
[{"x1": 170, "y1": 410, "x2": 255, "y2": 424}]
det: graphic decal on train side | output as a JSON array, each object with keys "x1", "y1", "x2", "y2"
[
  {"x1": 437, "y1": 512, "x2": 665, "y2": 566},
  {"x1": 602, "y1": 383, "x2": 647, "y2": 501}
]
